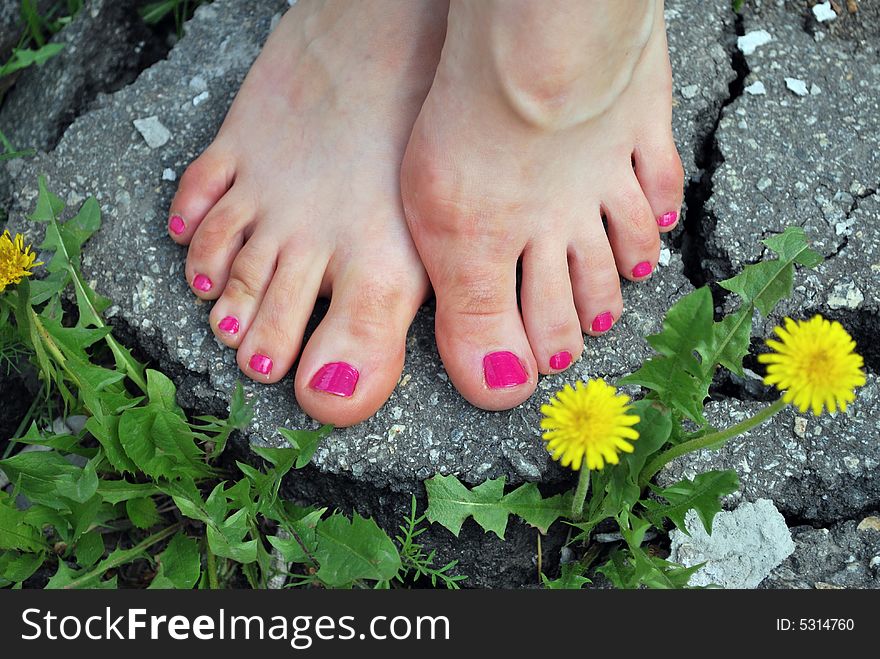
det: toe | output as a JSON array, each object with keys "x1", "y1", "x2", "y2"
[
  {"x1": 569, "y1": 221, "x2": 624, "y2": 336},
  {"x1": 431, "y1": 255, "x2": 537, "y2": 410},
  {"x1": 520, "y1": 241, "x2": 583, "y2": 374},
  {"x1": 295, "y1": 265, "x2": 426, "y2": 427},
  {"x1": 235, "y1": 249, "x2": 326, "y2": 383},
  {"x1": 604, "y1": 176, "x2": 661, "y2": 281},
  {"x1": 633, "y1": 133, "x2": 684, "y2": 232},
  {"x1": 184, "y1": 188, "x2": 255, "y2": 299},
  {"x1": 168, "y1": 146, "x2": 236, "y2": 243}
]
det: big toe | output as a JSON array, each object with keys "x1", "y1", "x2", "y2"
[{"x1": 295, "y1": 263, "x2": 427, "y2": 427}]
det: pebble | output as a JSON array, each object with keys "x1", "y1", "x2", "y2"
[
  {"x1": 162, "y1": 168, "x2": 177, "y2": 181},
  {"x1": 192, "y1": 91, "x2": 210, "y2": 107},
  {"x1": 681, "y1": 84, "x2": 698, "y2": 99},
  {"x1": 812, "y1": 1, "x2": 838, "y2": 22},
  {"x1": 757, "y1": 177, "x2": 772, "y2": 192},
  {"x1": 737, "y1": 30, "x2": 772, "y2": 55},
  {"x1": 745, "y1": 80, "x2": 766, "y2": 95},
  {"x1": 810, "y1": 83, "x2": 821, "y2": 95},
  {"x1": 826, "y1": 281, "x2": 864, "y2": 309},
  {"x1": 857, "y1": 516, "x2": 880, "y2": 532},
  {"x1": 793, "y1": 417, "x2": 808, "y2": 438},
  {"x1": 658, "y1": 247, "x2": 671, "y2": 267},
  {"x1": 784, "y1": 77, "x2": 809, "y2": 97},
  {"x1": 133, "y1": 116, "x2": 171, "y2": 149}
]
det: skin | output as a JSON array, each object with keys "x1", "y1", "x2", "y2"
[{"x1": 169, "y1": 0, "x2": 684, "y2": 425}]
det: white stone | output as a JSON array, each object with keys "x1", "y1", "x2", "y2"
[
  {"x1": 826, "y1": 281, "x2": 864, "y2": 309},
  {"x1": 757, "y1": 177, "x2": 772, "y2": 191},
  {"x1": 192, "y1": 91, "x2": 210, "y2": 106},
  {"x1": 162, "y1": 168, "x2": 177, "y2": 181},
  {"x1": 785, "y1": 77, "x2": 809, "y2": 97},
  {"x1": 681, "y1": 84, "x2": 699, "y2": 99},
  {"x1": 133, "y1": 116, "x2": 171, "y2": 149},
  {"x1": 188, "y1": 75, "x2": 208, "y2": 93},
  {"x1": 658, "y1": 247, "x2": 671, "y2": 267},
  {"x1": 812, "y1": 1, "x2": 837, "y2": 22},
  {"x1": 810, "y1": 83, "x2": 821, "y2": 95},
  {"x1": 669, "y1": 499, "x2": 795, "y2": 588},
  {"x1": 737, "y1": 30, "x2": 772, "y2": 55},
  {"x1": 745, "y1": 80, "x2": 766, "y2": 95}
]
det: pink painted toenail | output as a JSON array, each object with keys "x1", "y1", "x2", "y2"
[
  {"x1": 311, "y1": 362, "x2": 359, "y2": 397},
  {"x1": 484, "y1": 351, "x2": 528, "y2": 389},
  {"x1": 249, "y1": 353, "x2": 273, "y2": 376},
  {"x1": 193, "y1": 274, "x2": 212, "y2": 292},
  {"x1": 549, "y1": 351, "x2": 572, "y2": 371},
  {"x1": 169, "y1": 214, "x2": 186, "y2": 235},
  {"x1": 218, "y1": 316, "x2": 239, "y2": 335},
  {"x1": 632, "y1": 261, "x2": 653, "y2": 279},
  {"x1": 591, "y1": 311, "x2": 614, "y2": 333},
  {"x1": 657, "y1": 211, "x2": 678, "y2": 227}
]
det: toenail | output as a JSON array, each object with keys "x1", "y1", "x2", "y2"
[
  {"x1": 169, "y1": 214, "x2": 186, "y2": 235},
  {"x1": 249, "y1": 353, "x2": 273, "y2": 376},
  {"x1": 483, "y1": 351, "x2": 528, "y2": 389},
  {"x1": 310, "y1": 362, "x2": 360, "y2": 397},
  {"x1": 192, "y1": 274, "x2": 213, "y2": 292},
  {"x1": 632, "y1": 261, "x2": 653, "y2": 279},
  {"x1": 591, "y1": 311, "x2": 614, "y2": 333},
  {"x1": 549, "y1": 351, "x2": 572, "y2": 371},
  {"x1": 218, "y1": 316, "x2": 239, "y2": 335},
  {"x1": 657, "y1": 211, "x2": 678, "y2": 227}
]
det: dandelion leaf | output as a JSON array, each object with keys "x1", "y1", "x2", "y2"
[{"x1": 643, "y1": 470, "x2": 739, "y2": 535}]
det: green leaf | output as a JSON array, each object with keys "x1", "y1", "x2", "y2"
[
  {"x1": 623, "y1": 401, "x2": 673, "y2": 484},
  {"x1": 74, "y1": 531, "x2": 105, "y2": 568},
  {"x1": 720, "y1": 227, "x2": 823, "y2": 317},
  {"x1": 0, "y1": 550, "x2": 45, "y2": 584},
  {"x1": 29, "y1": 176, "x2": 65, "y2": 223},
  {"x1": 149, "y1": 533, "x2": 201, "y2": 589},
  {"x1": 277, "y1": 424, "x2": 332, "y2": 469},
  {"x1": 502, "y1": 483, "x2": 570, "y2": 534},
  {"x1": 0, "y1": 451, "x2": 81, "y2": 509},
  {"x1": 314, "y1": 512, "x2": 401, "y2": 587},
  {"x1": 126, "y1": 497, "x2": 161, "y2": 529},
  {"x1": 86, "y1": 416, "x2": 137, "y2": 474},
  {"x1": 424, "y1": 475, "x2": 509, "y2": 539},
  {"x1": 97, "y1": 480, "x2": 160, "y2": 504},
  {"x1": 54, "y1": 458, "x2": 99, "y2": 504},
  {"x1": 542, "y1": 562, "x2": 591, "y2": 589},
  {"x1": 646, "y1": 287, "x2": 714, "y2": 363},
  {"x1": 0, "y1": 43, "x2": 64, "y2": 76},
  {"x1": 643, "y1": 470, "x2": 740, "y2": 535},
  {"x1": 146, "y1": 369, "x2": 183, "y2": 415},
  {"x1": 706, "y1": 308, "x2": 753, "y2": 377},
  {"x1": 619, "y1": 356, "x2": 709, "y2": 423},
  {"x1": 0, "y1": 497, "x2": 46, "y2": 552},
  {"x1": 268, "y1": 509, "x2": 324, "y2": 564}
]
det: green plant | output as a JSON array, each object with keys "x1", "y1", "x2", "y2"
[
  {"x1": 0, "y1": 180, "x2": 465, "y2": 589},
  {"x1": 140, "y1": 0, "x2": 211, "y2": 38},
  {"x1": 422, "y1": 228, "x2": 864, "y2": 589}
]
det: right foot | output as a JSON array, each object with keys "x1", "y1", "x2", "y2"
[
  {"x1": 168, "y1": 0, "x2": 447, "y2": 426},
  {"x1": 401, "y1": 0, "x2": 684, "y2": 410}
]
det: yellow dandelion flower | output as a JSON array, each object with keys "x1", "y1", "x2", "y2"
[
  {"x1": 758, "y1": 315, "x2": 865, "y2": 416},
  {"x1": 540, "y1": 379, "x2": 640, "y2": 471},
  {"x1": 0, "y1": 230, "x2": 41, "y2": 294}
]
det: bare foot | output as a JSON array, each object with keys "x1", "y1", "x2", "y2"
[
  {"x1": 401, "y1": 0, "x2": 684, "y2": 410},
  {"x1": 168, "y1": 0, "x2": 447, "y2": 426}
]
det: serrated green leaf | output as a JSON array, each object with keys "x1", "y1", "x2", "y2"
[
  {"x1": 0, "y1": 451, "x2": 81, "y2": 509},
  {"x1": 86, "y1": 416, "x2": 137, "y2": 474},
  {"x1": 97, "y1": 480, "x2": 160, "y2": 504},
  {"x1": 720, "y1": 227, "x2": 822, "y2": 317},
  {"x1": 206, "y1": 525, "x2": 258, "y2": 564},
  {"x1": 55, "y1": 458, "x2": 99, "y2": 504},
  {"x1": 0, "y1": 550, "x2": 45, "y2": 583},
  {"x1": 623, "y1": 401, "x2": 673, "y2": 484},
  {"x1": 126, "y1": 497, "x2": 161, "y2": 529},
  {"x1": 704, "y1": 307, "x2": 753, "y2": 377},
  {"x1": 424, "y1": 475, "x2": 509, "y2": 538},
  {"x1": 268, "y1": 509, "x2": 324, "y2": 564},
  {"x1": 148, "y1": 533, "x2": 200, "y2": 589},
  {"x1": 146, "y1": 369, "x2": 183, "y2": 415},
  {"x1": 542, "y1": 562, "x2": 591, "y2": 589},
  {"x1": 502, "y1": 483, "x2": 570, "y2": 534},
  {"x1": 277, "y1": 424, "x2": 332, "y2": 469},
  {"x1": 643, "y1": 470, "x2": 739, "y2": 535},
  {"x1": 74, "y1": 531, "x2": 105, "y2": 567},
  {"x1": 314, "y1": 512, "x2": 401, "y2": 587},
  {"x1": 619, "y1": 357, "x2": 709, "y2": 423},
  {"x1": 646, "y1": 287, "x2": 714, "y2": 363},
  {"x1": 0, "y1": 497, "x2": 46, "y2": 551},
  {"x1": 29, "y1": 176, "x2": 65, "y2": 223}
]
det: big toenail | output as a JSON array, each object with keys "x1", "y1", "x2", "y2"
[
  {"x1": 169, "y1": 215, "x2": 186, "y2": 235},
  {"x1": 310, "y1": 362, "x2": 360, "y2": 397},
  {"x1": 657, "y1": 211, "x2": 678, "y2": 227},
  {"x1": 632, "y1": 261, "x2": 653, "y2": 279},
  {"x1": 549, "y1": 351, "x2": 572, "y2": 371},
  {"x1": 483, "y1": 351, "x2": 528, "y2": 389},
  {"x1": 193, "y1": 274, "x2": 213, "y2": 292},
  {"x1": 218, "y1": 316, "x2": 239, "y2": 335},
  {"x1": 591, "y1": 311, "x2": 614, "y2": 333},
  {"x1": 249, "y1": 353, "x2": 273, "y2": 375}
]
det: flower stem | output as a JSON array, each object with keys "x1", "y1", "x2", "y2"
[
  {"x1": 638, "y1": 397, "x2": 788, "y2": 489},
  {"x1": 571, "y1": 468, "x2": 591, "y2": 521}
]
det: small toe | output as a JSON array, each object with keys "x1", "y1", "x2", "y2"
[
  {"x1": 604, "y1": 177, "x2": 661, "y2": 281},
  {"x1": 633, "y1": 133, "x2": 684, "y2": 232},
  {"x1": 568, "y1": 222, "x2": 624, "y2": 336},
  {"x1": 168, "y1": 147, "x2": 236, "y2": 243}
]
